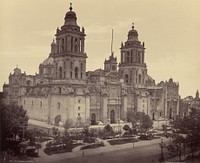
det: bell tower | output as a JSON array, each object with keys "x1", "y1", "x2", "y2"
[
  {"x1": 52, "y1": 3, "x2": 87, "y2": 82},
  {"x1": 119, "y1": 23, "x2": 147, "y2": 88}
]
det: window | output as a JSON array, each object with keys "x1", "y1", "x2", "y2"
[
  {"x1": 112, "y1": 65, "x2": 116, "y2": 70},
  {"x1": 131, "y1": 50, "x2": 133, "y2": 63},
  {"x1": 57, "y1": 102, "x2": 60, "y2": 109},
  {"x1": 24, "y1": 100, "x2": 26, "y2": 105},
  {"x1": 78, "y1": 113, "x2": 80, "y2": 116},
  {"x1": 75, "y1": 67, "x2": 78, "y2": 79},
  {"x1": 75, "y1": 39, "x2": 78, "y2": 52},
  {"x1": 81, "y1": 63, "x2": 83, "y2": 71},
  {"x1": 26, "y1": 80, "x2": 32, "y2": 86},
  {"x1": 62, "y1": 39, "x2": 64, "y2": 52},
  {"x1": 125, "y1": 74, "x2": 129, "y2": 84},
  {"x1": 78, "y1": 99, "x2": 81, "y2": 103},
  {"x1": 71, "y1": 61, "x2": 73, "y2": 69},
  {"x1": 138, "y1": 52, "x2": 141, "y2": 63},
  {"x1": 32, "y1": 101, "x2": 33, "y2": 106},
  {"x1": 70, "y1": 71, "x2": 73, "y2": 78},
  {"x1": 58, "y1": 87, "x2": 61, "y2": 94},
  {"x1": 40, "y1": 101, "x2": 42, "y2": 107},
  {"x1": 139, "y1": 74, "x2": 141, "y2": 84},
  {"x1": 81, "y1": 72, "x2": 83, "y2": 79},
  {"x1": 127, "y1": 52, "x2": 130, "y2": 63},
  {"x1": 71, "y1": 37, "x2": 73, "y2": 52},
  {"x1": 78, "y1": 106, "x2": 80, "y2": 110},
  {"x1": 59, "y1": 67, "x2": 62, "y2": 79}
]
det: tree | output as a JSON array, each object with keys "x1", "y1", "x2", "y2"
[
  {"x1": 0, "y1": 104, "x2": 29, "y2": 150},
  {"x1": 103, "y1": 124, "x2": 113, "y2": 133},
  {"x1": 62, "y1": 131, "x2": 72, "y2": 149},
  {"x1": 127, "y1": 110, "x2": 153, "y2": 131},
  {"x1": 123, "y1": 124, "x2": 132, "y2": 132},
  {"x1": 64, "y1": 119, "x2": 73, "y2": 130},
  {"x1": 165, "y1": 134, "x2": 186, "y2": 161},
  {"x1": 82, "y1": 126, "x2": 95, "y2": 143},
  {"x1": 165, "y1": 108, "x2": 200, "y2": 160}
]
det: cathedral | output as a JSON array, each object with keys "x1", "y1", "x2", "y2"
[{"x1": 2, "y1": 4, "x2": 180, "y2": 127}]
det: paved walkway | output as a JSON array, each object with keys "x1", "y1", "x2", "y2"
[{"x1": 33, "y1": 137, "x2": 167, "y2": 163}]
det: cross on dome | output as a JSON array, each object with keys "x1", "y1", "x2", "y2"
[
  {"x1": 69, "y1": 2, "x2": 72, "y2": 11},
  {"x1": 132, "y1": 22, "x2": 134, "y2": 29}
]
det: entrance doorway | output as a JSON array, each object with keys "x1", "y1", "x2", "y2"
[
  {"x1": 152, "y1": 112, "x2": 155, "y2": 120},
  {"x1": 110, "y1": 110, "x2": 115, "y2": 123},
  {"x1": 55, "y1": 114, "x2": 61, "y2": 126},
  {"x1": 91, "y1": 113, "x2": 96, "y2": 125},
  {"x1": 169, "y1": 108, "x2": 172, "y2": 119}
]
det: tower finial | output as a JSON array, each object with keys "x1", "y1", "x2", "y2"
[
  {"x1": 132, "y1": 22, "x2": 134, "y2": 29},
  {"x1": 69, "y1": 2, "x2": 72, "y2": 11}
]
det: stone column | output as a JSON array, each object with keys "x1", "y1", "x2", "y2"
[
  {"x1": 48, "y1": 93, "x2": 52, "y2": 124},
  {"x1": 121, "y1": 93, "x2": 127, "y2": 122},
  {"x1": 81, "y1": 38, "x2": 85, "y2": 53},
  {"x1": 121, "y1": 52, "x2": 123, "y2": 63},
  {"x1": 100, "y1": 93, "x2": 108, "y2": 124},
  {"x1": 85, "y1": 94, "x2": 90, "y2": 124}
]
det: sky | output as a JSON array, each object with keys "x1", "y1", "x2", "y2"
[{"x1": 0, "y1": 0, "x2": 200, "y2": 98}]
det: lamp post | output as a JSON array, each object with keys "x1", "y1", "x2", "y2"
[
  {"x1": 159, "y1": 138, "x2": 165, "y2": 162},
  {"x1": 20, "y1": 124, "x2": 27, "y2": 140}
]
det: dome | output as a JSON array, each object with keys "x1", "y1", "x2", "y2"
[
  {"x1": 128, "y1": 28, "x2": 138, "y2": 37},
  {"x1": 127, "y1": 23, "x2": 139, "y2": 41},
  {"x1": 65, "y1": 11, "x2": 77, "y2": 20},
  {"x1": 42, "y1": 57, "x2": 54, "y2": 65},
  {"x1": 14, "y1": 67, "x2": 21, "y2": 75},
  {"x1": 64, "y1": 3, "x2": 77, "y2": 26}
]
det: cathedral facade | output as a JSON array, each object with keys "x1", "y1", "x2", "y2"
[{"x1": 2, "y1": 5, "x2": 180, "y2": 127}]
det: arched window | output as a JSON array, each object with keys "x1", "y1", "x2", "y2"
[
  {"x1": 112, "y1": 65, "x2": 116, "y2": 70},
  {"x1": 59, "y1": 67, "x2": 62, "y2": 79},
  {"x1": 26, "y1": 80, "x2": 32, "y2": 86},
  {"x1": 110, "y1": 110, "x2": 115, "y2": 123},
  {"x1": 131, "y1": 50, "x2": 133, "y2": 63},
  {"x1": 48, "y1": 67, "x2": 51, "y2": 74},
  {"x1": 75, "y1": 39, "x2": 78, "y2": 52},
  {"x1": 75, "y1": 67, "x2": 78, "y2": 79},
  {"x1": 80, "y1": 63, "x2": 83, "y2": 71},
  {"x1": 125, "y1": 74, "x2": 129, "y2": 84},
  {"x1": 127, "y1": 52, "x2": 130, "y2": 63},
  {"x1": 139, "y1": 74, "x2": 141, "y2": 84},
  {"x1": 70, "y1": 71, "x2": 73, "y2": 78},
  {"x1": 58, "y1": 87, "x2": 61, "y2": 94},
  {"x1": 71, "y1": 37, "x2": 73, "y2": 52},
  {"x1": 91, "y1": 113, "x2": 96, "y2": 125},
  {"x1": 62, "y1": 38, "x2": 64, "y2": 52},
  {"x1": 71, "y1": 61, "x2": 73, "y2": 69},
  {"x1": 138, "y1": 52, "x2": 141, "y2": 63}
]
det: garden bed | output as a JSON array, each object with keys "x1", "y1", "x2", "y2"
[
  {"x1": 80, "y1": 143, "x2": 105, "y2": 150},
  {"x1": 44, "y1": 143, "x2": 82, "y2": 155},
  {"x1": 108, "y1": 138, "x2": 139, "y2": 145}
]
